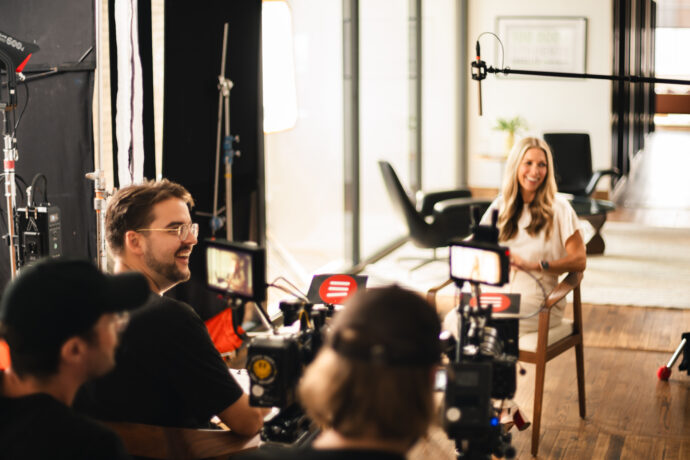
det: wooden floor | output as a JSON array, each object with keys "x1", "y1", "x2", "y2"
[{"x1": 506, "y1": 304, "x2": 690, "y2": 460}]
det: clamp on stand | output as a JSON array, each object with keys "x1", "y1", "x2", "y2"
[{"x1": 85, "y1": 170, "x2": 110, "y2": 271}]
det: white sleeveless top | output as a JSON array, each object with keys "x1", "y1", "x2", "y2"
[{"x1": 443, "y1": 193, "x2": 581, "y2": 337}]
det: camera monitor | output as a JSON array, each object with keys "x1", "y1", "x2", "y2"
[
  {"x1": 449, "y1": 241, "x2": 510, "y2": 287},
  {"x1": 205, "y1": 239, "x2": 266, "y2": 303}
]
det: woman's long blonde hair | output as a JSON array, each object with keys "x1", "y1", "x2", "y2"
[{"x1": 498, "y1": 136, "x2": 558, "y2": 242}]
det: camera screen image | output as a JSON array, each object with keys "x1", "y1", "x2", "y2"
[
  {"x1": 207, "y1": 245, "x2": 254, "y2": 299},
  {"x1": 450, "y1": 244, "x2": 503, "y2": 285}
]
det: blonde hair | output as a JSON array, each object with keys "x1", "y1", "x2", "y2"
[
  {"x1": 298, "y1": 348, "x2": 434, "y2": 444},
  {"x1": 498, "y1": 137, "x2": 557, "y2": 241}
]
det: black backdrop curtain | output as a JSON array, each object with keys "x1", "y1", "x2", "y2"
[
  {"x1": 107, "y1": 0, "x2": 156, "y2": 187},
  {"x1": 162, "y1": 0, "x2": 264, "y2": 319},
  {"x1": 0, "y1": 0, "x2": 97, "y2": 291}
]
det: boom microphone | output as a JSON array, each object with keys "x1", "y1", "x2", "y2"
[
  {"x1": 470, "y1": 41, "x2": 487, "y2": 117},
  {"x1": 475, "y1": 41, "x2": 482, "y2": 116}
]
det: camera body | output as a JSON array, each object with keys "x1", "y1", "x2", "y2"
[
  {"x1": 246, "y1": 301, "x2": 327, "y2": 409},
  {"x1": 246, "y1": 300, "x2": 329, "y2": 444},
  {"x1": 442, "y1": 208, "x2": 518, "y2": 459},
  {"x1": 204, "y1": 240, "x2": 341, "y2": 444}
]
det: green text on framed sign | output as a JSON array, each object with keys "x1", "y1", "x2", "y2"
[{"x1": 496, "y1": 16, "x2": 587, "y2": 75}]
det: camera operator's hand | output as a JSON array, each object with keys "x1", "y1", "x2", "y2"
[{"x1": 509, "y1": 254, "x2": 539, "y2": 272}]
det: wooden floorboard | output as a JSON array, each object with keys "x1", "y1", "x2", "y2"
[
  {"x1": 507, "y1": 344, "x2": 690, "y2": 459},
  {"x1": 580, "y1": 303, "x2": 690, "y2": 353}
]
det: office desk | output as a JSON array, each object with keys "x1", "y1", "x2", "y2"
[{"x1": 568, "y1": 196, "x2": 616, "y2": 255}]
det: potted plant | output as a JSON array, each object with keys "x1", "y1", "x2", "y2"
[{"x1": 494, "y1": 116, "x2": 528, "y2": 156}]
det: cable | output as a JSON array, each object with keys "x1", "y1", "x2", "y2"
[
  {"x1": 511, "y1": 266, "x2": 550, "y2": 320},
  {"x1": 476, "y1": 31, "x2": 505, "y2": 69},
  {"x1": 274, "y1": 276, "x2": 309, "y2": 299},
  {"x1": 268, "y1": 282, "x2": 309, "y2": 303},
  {"x1": 268, "y1": 276, "x2": 310, "y2": 302},
  {"x1": 29, "y1": 173, "x2": 48, "y2": 205},
  {"x1": 451, "y1": 265, "x2": 549, "y2": 321},
  {"x1": 14, "y1": 82, "x2": 29, "y2": 132},
  {"x1": 14, "y1": 175, "x2": 27, "y2": 204},
  {"x1": 298, "y1": 309, "x2": 313, "y2": 329}
]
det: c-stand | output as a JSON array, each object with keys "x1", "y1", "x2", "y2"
[{"x1": 197, "y1": 23, "x2": 241, "y2": 240}]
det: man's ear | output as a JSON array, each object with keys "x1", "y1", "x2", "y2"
[
  {"x1": 124, "y1": 230, "x2": 145, "y2": 255},
  {"x1": 60, "y1": 337, "x2": 88, "y2": 367}
]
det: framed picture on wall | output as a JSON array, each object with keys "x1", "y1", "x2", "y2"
[{"x1": 496, "y1": 16, "x2": 587, "y2": 75}]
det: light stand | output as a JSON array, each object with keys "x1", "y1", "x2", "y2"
[
  {"x1": 209, "y1": 23, "x2": 240, "y2": 241},
  {"x1": 1, "y1": 48, "x2": 22, "y2": 278},
  {"x1": 0, "y1": 32, "x2": 39, "y2": 277},
  {"x1": 86, "y1": 0, "x2": 109, "y2": 271},
  {"x1": 0, "y1": 103, "x2": 19, "y2": 278}
]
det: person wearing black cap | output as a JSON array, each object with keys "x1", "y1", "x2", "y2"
[
  {"x1": 237, "y1": 285, "x2": 442, "y2": 460},
  {"x1": 74, "y1": 179, "x2": 267, "y2": 435},
  {"x1": 0, "y1": 258, "x2": 150, "y2": 460}
]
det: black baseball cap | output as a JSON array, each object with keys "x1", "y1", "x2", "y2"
[
  {"x1": 0, "y1": 258, "x2": 150, "y2": 352},
  {"x1": 328, "y1": 285, "x2": 441, "y2": 367}
]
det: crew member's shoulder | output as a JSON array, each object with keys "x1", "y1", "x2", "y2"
[{"x1": 1, "y1": 393, "x2": 129, "y2": 459}]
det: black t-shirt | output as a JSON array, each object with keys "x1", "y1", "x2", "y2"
[
  {"x1": 0, "y1": 386, "x2": 130, "y2": 460},
  {"x1": 74, "y1": 294, "x2": 243, "y2": 428},
  {"x1": 235, "y1": 446, "x2": 405, "y2": 460}
]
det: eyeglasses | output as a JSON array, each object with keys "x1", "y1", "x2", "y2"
[{"x1": 136, "y1": 222, "x2": 199, "y2": 241}]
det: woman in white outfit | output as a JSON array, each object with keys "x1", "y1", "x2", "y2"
[{"x1": 444, "y1": 136, "x2": 587, "y2": 429}]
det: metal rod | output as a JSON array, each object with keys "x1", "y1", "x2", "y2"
[
  {"x1": 86, "y1": 170, "x2": 108, "y2": 271},
  {"x1": 223, "y1": 31, "x2": 233, "y2": 242},
  {"x1": 253, "y1": 301, "x2": 278, "y2": 335},
  {"x1": 212, "y1": 24, "x2": 229, "y2": 234},
  {"x1": 487, "y1": 66, "x2": 690, "y2": 85},
  {"x1": 94, "y1": 0, "x2": 102, "y2": 172},
  {"x1": 667, "y1": 338, "x2": 688, "y2": 369},
  {"x1": 2, "y1": 129, "x2": 17, "y2": 278},
  {"x1": 343, "y1": 0, "x2": 360, "y2": 265},
  {"x1": 224, "y1": 141, "x2": 233, "y2": 243},
  {"x1": 87, "y1": 0, "x2": 108, "y2": 272}
]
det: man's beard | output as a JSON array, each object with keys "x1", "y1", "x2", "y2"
[{"x1": 143, "y1": 245, "x2": 192, "y2": 287}]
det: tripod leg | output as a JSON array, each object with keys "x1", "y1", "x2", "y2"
[{"x1": 678, "y1": 333, "x2": 690, "y2": 374}]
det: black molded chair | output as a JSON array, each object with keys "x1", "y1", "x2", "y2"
[
  {"x1": 543, "y1": 133, "x2": 620, "y2": 197},
  {"x1": 378, "y1": 161, "x2": 491, "y2": 268}
]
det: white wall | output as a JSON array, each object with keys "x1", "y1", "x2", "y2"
[
  {"x1": 422, "y1": 0, "x2": 460, "y2": 191},
  {"x1": 466, "y1": 0, "x2": 613, "y2": 189}
]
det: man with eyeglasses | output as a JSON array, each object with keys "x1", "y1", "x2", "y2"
[
  {"x1": 0, "y1": 258, "x2": 150, "y2": 459},
  {"x1": 74, "y1": 179, "x2": 267, "y2": 435}
]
